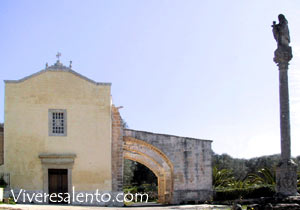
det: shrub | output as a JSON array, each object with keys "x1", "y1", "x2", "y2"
[
  {"x1": 124, "y1": 184, "x2": 157, "y2": 202},
  {"x1": 123, "y1": 185, "x2": 138, "y2": 194},
  {"x1": 214, "y1": 185, "x2": 275, "y2": 201}
]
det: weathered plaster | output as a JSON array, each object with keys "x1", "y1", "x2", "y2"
[{"x1": 3, "y1": 69, "x2": 112, "y2": 192}]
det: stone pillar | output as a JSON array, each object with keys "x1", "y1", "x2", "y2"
[
  {"x1": 272, "y1": 14, "x2": 298, "y2": 197},
  {"x1": 111, "y1": 105, "x2": 124, "y2": 192},
  {"x1": 275, "y1": 61, "x2": 298, "y2": 197},
  {"x1": 278, "y1": 63, "x2": 291, "y2": 161}
]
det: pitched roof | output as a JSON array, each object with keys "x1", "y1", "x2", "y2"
[{"x1": 4, "y1": 61, "x2": 111, "y2": 86}]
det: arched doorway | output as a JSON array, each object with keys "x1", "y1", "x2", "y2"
[{"x1": 123, "y1": 137, "x2": 174, "y2": 204}]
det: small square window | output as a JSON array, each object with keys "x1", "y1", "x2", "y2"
[{"x1": 49, "y1": 109, "x2": 67, "y2": 136}]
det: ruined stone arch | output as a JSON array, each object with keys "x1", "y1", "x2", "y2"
[
  {"x1": 112, "y1": 107, "x2": 212, "y2": 205},
  {"x1": 123, "y1": 136, "x2": 174, "y2": 204}
]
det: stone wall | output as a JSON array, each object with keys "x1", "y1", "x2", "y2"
[
  {"x1": 111, "y1": 106, "x2": 124, "y2": 192},
  {"x1": 124, "y1": 129, "x2": 213, "y2": 204},
  {"x1": 0, "y1": 124, "x2": 3, "y2": 165}
]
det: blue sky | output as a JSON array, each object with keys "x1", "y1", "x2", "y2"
[{"x1": 0, "y1": 0, "x2": 300, "y2": 158}]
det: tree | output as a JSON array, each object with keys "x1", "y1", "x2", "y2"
[
  {"x1": 297, "y1": 171, "x2": 300, "y2": 187},
  {"x1": 213, "y1": 166, "x2": 235, "y2": 189},
  {"x1": 123, "y1": 159, "x2": 137, "y2": 186},
  {"x1": 246, "y1": 168, "x2": 276, "y2": 186}
]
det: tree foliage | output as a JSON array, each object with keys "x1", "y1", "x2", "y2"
[
  {"x1": 212, "y1": 153, "x2": 300, "y2": 191},
  {"x1": 213, "y1": 167, "x2": 235, "y2": 188},
  {"x1": 298, "y1": 171, "x2": 300, "y2": 187},
  {"x1": 123, "y1": 159, "x2": 157, "y2": 187},
  {"x1": 246, "y1": 168, "x2": 276, "y2": 186},
  {"x1": 213, "y1": 152, "x2": 300, "y2": 181}
]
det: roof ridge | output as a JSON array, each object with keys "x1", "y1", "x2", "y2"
[{"x1": 4, "y1": 63, "x2": 111, "y2": 86}]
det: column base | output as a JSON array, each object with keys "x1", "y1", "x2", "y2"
[{"x1": 276, "y1": 159, "x2": 298, "y2": 197}]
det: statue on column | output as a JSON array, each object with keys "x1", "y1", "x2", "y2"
[
  {"x1": 272, "y1": 14, "x2": 298, "y2": 197},
  {"x1": 272, "y1": 14, "x2": 292, "y2": 64},
  {"x1": 272, "y1": 14, "x2": 290, "y2": 47}
]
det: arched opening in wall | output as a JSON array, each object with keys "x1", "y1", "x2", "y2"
[
  {"x1": 123, "y1": 136, "x2": 174, "y2": 204},
  {"x1": 123, "y1": 159, "x2": 158, "y2": 203}
]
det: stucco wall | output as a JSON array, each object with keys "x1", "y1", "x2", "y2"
[
  {"x1": 4, "y1": 70, "x2": 112, "y2": 191},
  {"x1": 124, "y1": 129, "x2": 213, "y2": 204}
]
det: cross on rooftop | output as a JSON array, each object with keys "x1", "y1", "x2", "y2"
[{"x1": 56, "y1": 52, "x2": 61, "y2": 61}]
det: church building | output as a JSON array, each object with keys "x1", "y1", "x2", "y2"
[{"x1": 0, "y1": 56, "x2": 213, "y2": 206}]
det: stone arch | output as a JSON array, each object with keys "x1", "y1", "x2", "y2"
[{"x1": 123, "y1": 136, "x2": 174, "y2": 204}]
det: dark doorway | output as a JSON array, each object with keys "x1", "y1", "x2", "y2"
[{"x1": 48, "y1": 169, "x2": 68, "y2": 204}]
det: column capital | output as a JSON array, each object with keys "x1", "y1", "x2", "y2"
[{"x1": 274, "y1": 46, "x2": 293, "y2": 65}]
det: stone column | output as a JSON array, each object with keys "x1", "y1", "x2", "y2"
[
  {"x1": 272, "y1": 14, "x2": 298, "y2": 197},
  {"x1": 278, "y1": 62, "x2": 291, "y2": 161},
  {"x1": 275, "y1": 60, "x2": 298, "y2": 197}
]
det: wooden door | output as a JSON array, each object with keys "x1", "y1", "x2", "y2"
[{"x1": 48, "y1": 169, "x2": 68, "y2": 203}]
